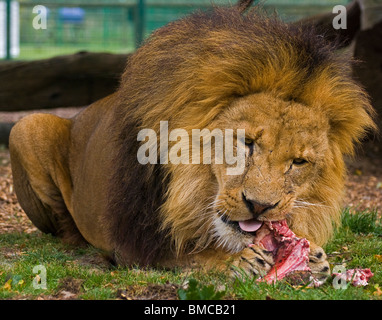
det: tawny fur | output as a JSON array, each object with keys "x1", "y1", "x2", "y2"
[
  {"x1": 115, "y1": 7, "x2": 376, "y2": 256},
  {"x1": 10, "y1": 5, "x2": 376, "y2": 270}
]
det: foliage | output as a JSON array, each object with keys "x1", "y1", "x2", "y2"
[
  {"x1": 177, "y1": 278, "x2": 225, "y2": 300},
  {"x1": 0, "y1": 209, "x2": 381, "y2": 300},
  {"x1": 340, "y1": 208, "x2": 382, "y2": 236}
]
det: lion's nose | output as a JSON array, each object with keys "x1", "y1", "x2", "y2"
[{"x1": 242, "y1": 193, "x2": 277, "y2": 217}]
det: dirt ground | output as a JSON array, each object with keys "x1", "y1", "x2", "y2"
[
  {"x1": 344, "y1": 153, "x2": 382, "y2": 214},
  {"x1": 0, "y1": 108, "x2": 381, "y2": 234},
  {"x1": 0, "y1": 108, "x2": 84, "y2": 234}
]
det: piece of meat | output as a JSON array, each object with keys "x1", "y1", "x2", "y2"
[
  {"x1": 332, "y1": 268, "x2": 374, "y2": 287},
  {"x1": 250, "y1": 220, "x2": 311, "y2": 284},
  {"x1": 249, "y1": 220, "x2": 374, "y2": 287}
]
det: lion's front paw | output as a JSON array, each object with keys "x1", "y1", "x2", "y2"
[
  {"x1": 230, "y1": 246, "x2": 274, "y2": 278},
  {"x1": 308, "y1": 245, "x2": 330, "y2": 283}
]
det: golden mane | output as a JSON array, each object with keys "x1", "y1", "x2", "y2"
[{"x1": 105, "y1": 6, "x2": 376, "y2": 264}]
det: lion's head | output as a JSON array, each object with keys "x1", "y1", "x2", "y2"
[
  {"x1": 107, "y1": 6, "x2": 376, "y2": 265},
  {"x1": 209, "y1": 92, "x2": 333, "y2": 252}
]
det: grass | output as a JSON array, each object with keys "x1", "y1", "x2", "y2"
[
  {"x1": 15, "y1": 44, "x2": 135, "y2": 61},
  {"x1": 0, "y1": 209, "x2": 381, "y2": 300}
]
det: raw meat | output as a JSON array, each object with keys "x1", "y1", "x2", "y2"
[
  {"x1": 249, "y1": 220, "x2": 374, "y2": 287},
  {"x1": 332, "y1": 268, "x2": 374, "y2": 287},
  {"x1": 250, "y1": 220, "x2": 311, "y2": 284}
]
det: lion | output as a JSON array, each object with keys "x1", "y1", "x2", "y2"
[{"x1": 9, "y1": 4, "x2": 375, "y2": 280}]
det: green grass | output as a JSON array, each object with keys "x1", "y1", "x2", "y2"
[
  {"x1": 15, "y1": 44, "x2": 135, "y2": 60},
  {"x1": 0, "y1": 209, "x2": 381, "y2": 300}
]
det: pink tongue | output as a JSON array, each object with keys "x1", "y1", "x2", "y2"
[{"x1": 238, "y1": 219, "x2": 263, "y2": 232}]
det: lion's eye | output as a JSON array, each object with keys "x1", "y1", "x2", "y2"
[
  {"x1": 292, "y1": 158, "x2": 308, "y2": 166},
  {"x1": 244, "y1": 138, "x2": 254, "y2": 156},
  {"x1": 244, "y1": 138, "x2": 254, "y2": 146}
]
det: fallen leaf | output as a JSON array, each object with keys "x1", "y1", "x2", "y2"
[
  {"x1": 354, "y1": 169, "x2": 362, "y2": 176},
  {"x1": 3, "y1": 279, "x2": 12, "y2": 291},
  {"x1": 103, "y1": 283, "x2": 114, "y2": 288},
  {"x1": 34, "y1": 274, "x2": 41, "y2": 285},
  {"x1": 59, "y1": 290, "x2": 77, "y2": 299},
  {"x1": 373, "y1": 285, "x2": 382, "y2": 296},
  {"x1": 374, "y1": 255, "x2": 382, "y2": 263},
  {"x1": 117, "y1": 289, "x2": 132, "y2": 300}
]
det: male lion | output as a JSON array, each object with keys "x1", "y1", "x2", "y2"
[{"x1": 9, "y1": 5, "x2": 375, "y2": 279}]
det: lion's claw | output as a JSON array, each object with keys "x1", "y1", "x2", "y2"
[
  {"x1": 308, "y1": 245, "x2": 330, "y2": 283},
  {"x1": 231, "y1": 246, "x2": 274, "y2": 278}
]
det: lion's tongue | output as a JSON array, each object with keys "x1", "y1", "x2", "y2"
[{"x1": 238, "y1": 219, "x2": 263, "y2": 232}]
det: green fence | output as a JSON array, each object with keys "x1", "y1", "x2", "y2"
[{"x1": 1, "y1": 0, "x2": 351, "y2": 60}]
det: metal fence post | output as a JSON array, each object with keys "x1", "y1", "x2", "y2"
[
  {"x1": 5, "y1": 0, "x2": 11, "y2": 60},
  {"x1": 135, "y1": 0, "x2": 145, "y2": 48}
]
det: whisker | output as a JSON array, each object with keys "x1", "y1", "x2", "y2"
[
  {"x1": 294, "y1": 199, "x2": 334, "y2": 209},
  {"x1": 206, "y1": 199, "x2": 224, "y2": 210}
]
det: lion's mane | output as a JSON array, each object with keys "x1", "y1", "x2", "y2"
[{"x1": 105, "y1": 6, "x2": 375, "y2": 265}]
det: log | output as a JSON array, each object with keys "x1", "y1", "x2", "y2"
[{"x1": 0, "y1": 51, "x2": 129, "y2": 111}]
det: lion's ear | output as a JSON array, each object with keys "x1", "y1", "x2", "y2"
[
  {"x1": 325, "y1": 90, "x2": 377, "y2": 156},
  {"x1": 301, "y1": 66, "x2": 377, "y2": 156},
  {"x1": 237, "y1": 0, "x2": 255, "y2": 13}
]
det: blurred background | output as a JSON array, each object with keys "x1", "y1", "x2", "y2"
[
  {"x1": 1, "y1": 0, "x2": 352, "y2": 60},
  {"x1": 0, "y1": 0, "x2": 381, "y2": 155},
  {"x1": 0, "y1": 0, "x2": 381, "y2": 215}
]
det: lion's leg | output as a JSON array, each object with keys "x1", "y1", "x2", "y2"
[
  {"x1": 11, "y1": 154, "x2": 59, "y2": 235},
  {"x1": 9, "y1": 114, "x2": 86, "y2": 244},
  {"x1": 175, "y1": 246, "x2": 274, "y2": 277}
]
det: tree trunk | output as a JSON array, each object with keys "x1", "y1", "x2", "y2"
[{"x1": 0, "y1": 51, "x2": 128, "y2": 111}]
